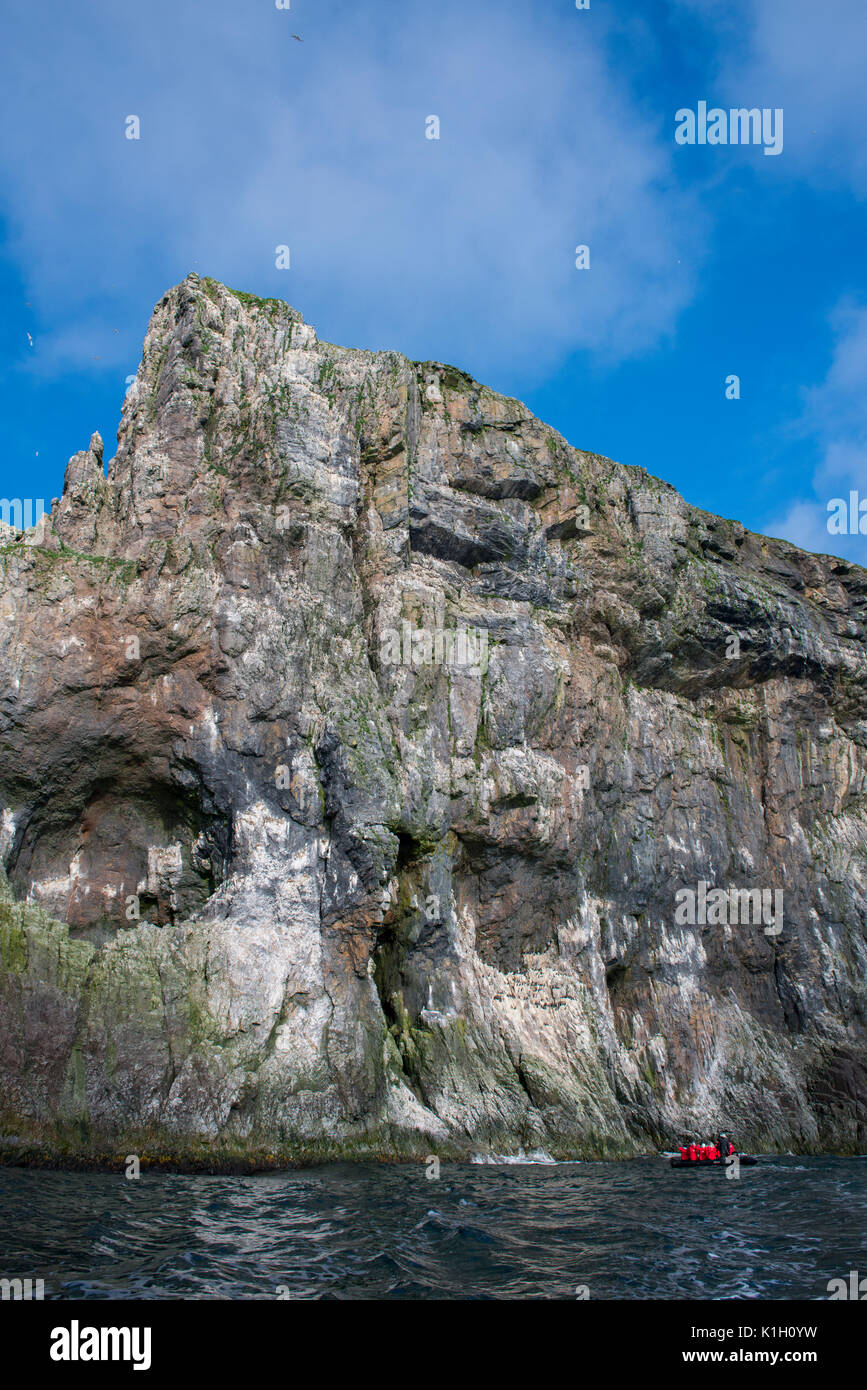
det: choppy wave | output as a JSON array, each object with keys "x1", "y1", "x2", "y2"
[{"x1": 0, "y1": 1155, "x2": 864, "y2": 1300}]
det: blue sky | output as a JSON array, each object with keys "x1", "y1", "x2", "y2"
[{"x1": 2, "y1": 0, "x2": 866, "y2": 560}]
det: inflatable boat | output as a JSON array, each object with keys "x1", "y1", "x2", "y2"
[
  {"x1": 669, "y1": 1153, "x2": 757, "y2": 1168},
  {"x1": 669, "y1": 1137, "x2": 757, "y2": 1167}
]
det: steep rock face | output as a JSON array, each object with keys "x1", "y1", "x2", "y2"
[{"x1": 1, "y1": 273, "x2": 866, "y2": 1163}]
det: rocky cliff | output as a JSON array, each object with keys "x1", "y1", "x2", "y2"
[{"x1": 1, "y1": 273, "x2": 865, "y2": 1166}]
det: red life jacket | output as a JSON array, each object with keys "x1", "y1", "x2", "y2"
[
  {"x1": 679, "y1": 1146, "x2": 689, "y2": 1160},
  {"x1": 689, "y1": 1143, "x2": 698, "y2": 1161}
]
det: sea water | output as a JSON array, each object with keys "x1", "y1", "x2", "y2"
[{"x1": 1, "y1": 1156, "x2": 864, "y2": 1300}]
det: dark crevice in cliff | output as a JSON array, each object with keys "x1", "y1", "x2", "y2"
[
  {"x1": 773, "y1": 954, "x2": 806, "y2": 1034},
  {"x1": 395, "y1": 831, "x2": 422, "y2": 871},
  {"x1": 371, "y1": 916, "x2": 427, "y2": 1104},
  {"x1": 605, "y1": 958, "x2": 629, "y2": 990},
  {"x1": 510, "y1": 1054, "x2": 542, "y2": 1119}
]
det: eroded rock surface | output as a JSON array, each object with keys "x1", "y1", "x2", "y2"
[{"x1": 1, "y1": 273, "x2": 865, "y2": 1163}]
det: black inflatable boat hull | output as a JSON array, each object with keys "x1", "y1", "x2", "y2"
[{"x1": 669, "y1": 1156, "x2": 758, "y2": 1168}]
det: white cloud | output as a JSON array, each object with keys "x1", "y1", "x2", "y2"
[
  {"x1": 765, "y1": 300, "x2": 867, "y2": 563},
  {"x1": 763, "y1": 499, "x2": 840, "y2": 560},
  {"x1": 0, "y1": 0, "x2": 704, "y2": 383},
  {"x1": 673, "y1": 0, "x2": 867, "y2": 195}
]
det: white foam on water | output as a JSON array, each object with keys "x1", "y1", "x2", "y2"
[{"x1": 471, "y1": 1147, "x2": 558, "y2": 1165}]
